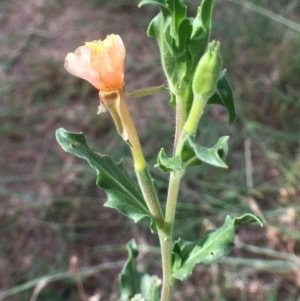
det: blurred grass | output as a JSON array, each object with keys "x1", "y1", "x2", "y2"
[{"x1": 0, "y1": 0, "x2": 299, "y2": 300}]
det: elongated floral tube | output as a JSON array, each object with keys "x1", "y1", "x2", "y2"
[{"x1": 64, "y1": 34, "x2": 125, "y2": 92}]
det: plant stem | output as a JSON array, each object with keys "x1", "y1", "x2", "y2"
[
  {"x1": 158, "y1": 92, "x2": 189, "y2": 301},
  {"x1": 118, "y1": 89, "x2": 165, "y2": 227},
  {"x1": 184, "y1": 95, "x2": 207, "y2": 136},
  {"x1": 102, "y1": 88, "x2": 174, "y2": 297},
  {"x1": 165, "y1": 172, "x2": 182, "y2": 233},
  {"x1": 136, "y1": 169, "x2": 165, "y2": 229},
  {"x1": 159, "y1": 87, "x2": 210, "y2": 300},
  {"x1": 158, "y1": 228, "x2": 172, "y2": 301},
  {"x1": 173, "y1": 93, "x2": 187, "y2": 154},
  {"x1": 159, "y1": 171, "x2": 183, "y2": 300}
]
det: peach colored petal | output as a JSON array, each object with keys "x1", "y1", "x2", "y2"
[
  {"x1": 73, "y1": 45, "x2": 93, "y2": 64},
  {"x1": 114, "y1": 35, "x2": 126, "y2": 60},
  {"x1": 64, "y1": 52, "x2": 103, "y2": 90}
]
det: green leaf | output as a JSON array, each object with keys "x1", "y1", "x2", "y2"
[
  {"x1": 139, "y1": 0, "x2": 171, "y2": 15},
  {"x1": 177, "y1": 18, "x2": 193, "y2": 56},
  {"x1": 189, "y1": 0, "x2": 216, "y2": 62},
  {"x1": 139, "y1": 0, "x2": 215, "y2": 96},
  {"x1": 208, "y1": 69, "x2": 236, "y2": 125},
  {"x1": 119, "y1": 240, "x2": 161, "y2": 301},
  {"x1": 168, "y1": 0, "x2": 187, "y2": 39},
  {"x1": 146, "y1": 10, "x2": 187, "y2": 93},
  {"x1": 119, "y1": 240, "x2": 142, "y2": 301},
  {"x1": 139, "y1": 0, "x2": 221, "y2": 124},
  {"x1": 182, "y1": 136, "x2": 229, "y2": 169},
  {"x1": 56, "y1": 128, "x2": 153, "y2": 228},
  {"x1": 172, "y1": 214, "x2": 263, "y2": 281},
  {"x1": 155, "y1": 148, "x2": 183, "y2": 173}
]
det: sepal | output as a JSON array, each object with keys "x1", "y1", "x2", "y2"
[{"x1": 100, "y1": 90, "x2": 128, "y2": 141}]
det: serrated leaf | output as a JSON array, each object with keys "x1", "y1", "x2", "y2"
[
  {"x1": 172, "y1": 214, "x2": 263, "y2": 280},
  {"x1": 155, "y1": 148, "x2": 183, "y2": 173},
  {"x1": 119, "y1": 240, "x2": 161, "y2": 301},
  {"x1": 182, "y1": 136, "x2": 229, "y2": 169},
  {"x1": 208, "y1": 70, "x2": 236, "y2": 125},
  {"x1": 119, "y1": 240, "x2": 142, "y2": 301},
  {"x1": 56, "y1": 128, "x2": 153, "y2": 228}
]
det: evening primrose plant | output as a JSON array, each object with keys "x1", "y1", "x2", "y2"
[{"x1": 56, "y1": 0, "x2": 262, "y2": 300}]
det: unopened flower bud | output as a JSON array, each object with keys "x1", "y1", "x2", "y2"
[{"x1": 192, "y1": 41, "x2": 222, "y2": 100}]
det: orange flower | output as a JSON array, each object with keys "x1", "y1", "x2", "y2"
[{"x1": 64, "y1": 34, "x2": 125, "y2": 92}]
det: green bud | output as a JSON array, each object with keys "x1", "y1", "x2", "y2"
[
  {"x1": 192, "y1": 41, "x2": 222, "y2": 100},
  {"x1": 184, "y1": 41, "x2": 222, "y2": 136}
]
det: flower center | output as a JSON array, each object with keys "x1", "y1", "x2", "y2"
[
  {"x1": 85, "y1": 40, "x2": 106, "y2": 53},
  {"x1": 85, "y1": 35, "x2": 115, "y2": 54}
]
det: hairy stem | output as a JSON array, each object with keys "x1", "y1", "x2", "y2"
[
  {"x1": 159, "y1": 171, "x2": 183, "y2": 300},
  {"x1": 184, "y1": 95, "x2": 207, "y2": 136},
  {"x1": 173, "y1": 93, "x2": 187, "y2": 154},
  {"x1": 158, "y1": 228, "x2": 173, "y2": 301},
  {"x1": 158, "y1": 92, "x2": 189, "y2": 301},
  {"x1": 136, "y1": 169, "x2": 165, "y2": 229}
]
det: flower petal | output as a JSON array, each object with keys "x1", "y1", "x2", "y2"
[
  {"x1": 74, "y1": 45, "x2": 93, "y2": 64},
  {"x1": 64, "y1": 52, "x2": 103, "y2": 90}
]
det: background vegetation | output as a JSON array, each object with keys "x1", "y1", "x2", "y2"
[{"x1": 0, "y1": 0, "x2": 299, "y2": 300}]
